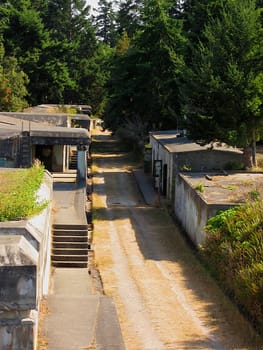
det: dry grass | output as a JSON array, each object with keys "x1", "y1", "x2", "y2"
[
  {"x1": 227, "y1": 181, "x2": 263, "y2": 203},
  {"x1": 37, "y1": 297, "x2": 49, "y2": 350}
]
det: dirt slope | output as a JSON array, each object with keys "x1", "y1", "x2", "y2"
[{"x1": 92, "y1": 128, "x2": 263, "y2": 350}]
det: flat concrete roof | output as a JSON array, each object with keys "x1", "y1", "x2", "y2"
[
  {"x1": 0, "y1": 112, "x2": 90, "y2": 126},
  {"x1": 181, "y1": 172, "x2": 263, "y2": 204},
  {"x1": 150, "y1": 130, "x2": 242, "y2": 154},
  {"x1": 0, "y1": 114, "x2": 90, "y2": 144}
]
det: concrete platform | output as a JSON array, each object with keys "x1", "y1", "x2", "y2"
[{"x1": 133, "y1": 169, "x2": 157, "y2": 205}]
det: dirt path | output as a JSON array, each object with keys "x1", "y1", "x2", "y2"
[{"x1": 92, "y1": 128, "x2": 263, "y2": 350}]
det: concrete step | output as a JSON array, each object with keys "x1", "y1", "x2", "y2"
[
  {"x1": 53, "y1": 235, "x2": 88, "y2": 243},
  {"x1": 53, "y1": 224, "x2": 88, "y2": 230},
  {"x1": 51, "y1": 219, "x2": 91, "y2": 269},
  {"x1": 53, "y1": 229, "x2": 88, "y2": 236},
  {"x1": 53, "y1": 242, "x2": 90, "y2": 249},
  {"x1": 52, "y1": 254, "x2": 89, "y2": 262},
  {"x1": 52, "y1": 248, "x2": 90, "y2": 255},
  {"x1": 52, "y1": 261, "x2": 88, "y2": 268}
]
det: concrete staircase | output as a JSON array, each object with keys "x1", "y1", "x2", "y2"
[
  {"x1": 69, "y1": 150, "x2": 78, "y2": 170},
  {"x1": 51, "y1": 224, "x2": 91, "y2": 268}
]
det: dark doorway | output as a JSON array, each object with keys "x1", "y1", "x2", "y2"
[
  {"x1": 35, "y1": 145, "x2": 53, "y2": 171},
  {"x1": 162, "y1": 164, "x2": 167, "y2": 196}
]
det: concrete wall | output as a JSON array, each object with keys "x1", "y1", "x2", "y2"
[
  {"x1": 173, "y1": 149, "x2": 243, "y2": 174},
  {"x1": 0, "y1": 157, "x2": 16, "y2": 168},
  {"x1": 0, "y1": 137, "x2": 19, "y2": 167},
  {"x1": 150, "y1": 133, "x2": 243, "y2": 201},
  {"x1": 175, "y1": 174, "x2": 233, "y2": 246},
  {"x1": 150, "y1": 136, "x2": 174, "y2": 199},
  {"x1": 0, "y1": 171, "x2": 53, "y2": 350},
  {"x1": 28, "y1": 171, "x2": 53, "y2": 297}
]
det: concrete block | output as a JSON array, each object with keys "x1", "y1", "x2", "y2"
[
  {"x1": 0, "y1": 310, "x2": 37, "y2": 350},
  {"x1": 0, "y1": 235, "x2": 37, "y2": 311}
]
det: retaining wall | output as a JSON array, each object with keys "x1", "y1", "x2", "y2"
[
  {"x1": 0, "y1": 171, "x2": 53, "y2": 350},
  {"x1": 175, "y1": 174, "x2": 233, "y2": 246}
]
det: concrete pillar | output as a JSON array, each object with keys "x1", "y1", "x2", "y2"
[{"x1": 77, "y1": 145, "x2": 87, "y2": 181}]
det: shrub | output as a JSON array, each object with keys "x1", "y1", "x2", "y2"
[
  {"x1": 223, "y1": 161, "x2": 245, "y2": 170},
  {"x1": 201, "y1": 201, "x2": 263, "y2": 332}
]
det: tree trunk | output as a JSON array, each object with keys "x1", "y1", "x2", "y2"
[
  {"x1": 251, "y1": 125, "x2": 257, "y2": 168},
  {"x1": 243, "y1": 146, "x2": 253, "y2": 169}
]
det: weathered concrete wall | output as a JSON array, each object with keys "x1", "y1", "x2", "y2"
[
  {"x1": 0, "y1": 157, "x2": 16, "y2": 168},
  {"x1": 0, "y1": 171, "x2": 53, "y2": 350},
  {"x1": 0, "y1": 313, "x2": 36, "y2": 350},
  {"x1": 0, "y1": 171, "x2": 53, "y2": 297},
  {"x1": 28, "y1": 171, "x2": 53, "y2": 297},
  {"x1": 172, "y1": 148, "x2": 243, "y2": 201},
  {"x1": 0, "y1": 238, "x2": 37, "y2": 309},
  {"x1": 173, "y1": 149, "x2": 243, "y2": 174},
  {"x1": 150, "y1": 137, "x2": 174, "y2": 200},
  {"x1": 0, "y1": 236, "x2": 37, "y2": 350},
  {"x1": 175, "y1": 174, "x2": 233, "y2": 246},
  {"x1": 0, "y1": 137, "x2": 19, "y2": 164},
  {"x1": 150, "y1": 132, "x2": 243, "y2": 201}
]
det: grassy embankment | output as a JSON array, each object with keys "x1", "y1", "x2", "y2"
[{"x1": 0, "y1": 164, "x2": 48, "y2": 222}]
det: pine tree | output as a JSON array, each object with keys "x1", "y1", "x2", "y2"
[
  {"x1": 93, "y1": 0, "x2": 117, "y2": 46},
  {"x1": 104, "y1": 0, "x2": 185, "y2": 132},
  {"x1": 181, "y1": 0, "x2": 263, "y2": 167},
  {"x1": 116, "y1": 0, "x2": 142, "y2": 38}
]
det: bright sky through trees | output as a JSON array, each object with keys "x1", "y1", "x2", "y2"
[{"x1": 86, "y1": 0, "x2": 99, "y2": 11}]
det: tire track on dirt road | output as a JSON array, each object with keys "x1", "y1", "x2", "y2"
[{"x1": 92, "y1": 129, "x2": 263, "y2": 350}]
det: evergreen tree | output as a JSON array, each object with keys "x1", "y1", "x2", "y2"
[
  {"x1": 42, "y1": 0, "x2": 98, "y2": 104},
  {"x1": 116, "y1": 0, "x2": 142, "y2": 38},
  {"x1": 0, "y1": 0, "x2": 49, "y2": 105},
  {"x1": 181, "y1": 0, "x2": 263, "y2": 167},
  {"x1": 75, "y1": 43, "x2": 113, "y2": 115},
  {"x1": 93, "y1": 0, "x2": 117, "y2": 46},
  {"x1": 182, "y1": 0, "x2": 226, "y2": 40},
  {"x1": 104, "y1": 0, "x2": 185, "y2": 132},
  {"x1": 44, "y1": 0, "x2": 90, "y2": 42}
]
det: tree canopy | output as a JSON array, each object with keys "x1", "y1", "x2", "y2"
[
  {"x1": 180, "y1": 0, "x2": 263, "y2": 166},
  {"x1": 0, "y1": 0, "x2": 262, "y2": 164}
]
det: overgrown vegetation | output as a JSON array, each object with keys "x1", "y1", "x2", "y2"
[
  {"x1": 200, "y1": 201, "x2": 263, "y2": 333},
  {"x1": 0, "y1": 165, "x2": 48, "y2": 221}
]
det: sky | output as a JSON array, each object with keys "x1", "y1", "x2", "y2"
[{"x1": 86, "y1": 0, "x2": 99, "y2": 12}]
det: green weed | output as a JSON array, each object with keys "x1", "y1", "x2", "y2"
[{"x1": 195, "y1": 183, "x2": 205, "y2": 192}]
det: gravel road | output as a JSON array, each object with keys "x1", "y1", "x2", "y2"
[{"x1": 92, "y1": 128, "x2": 263, "y2": 350}]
